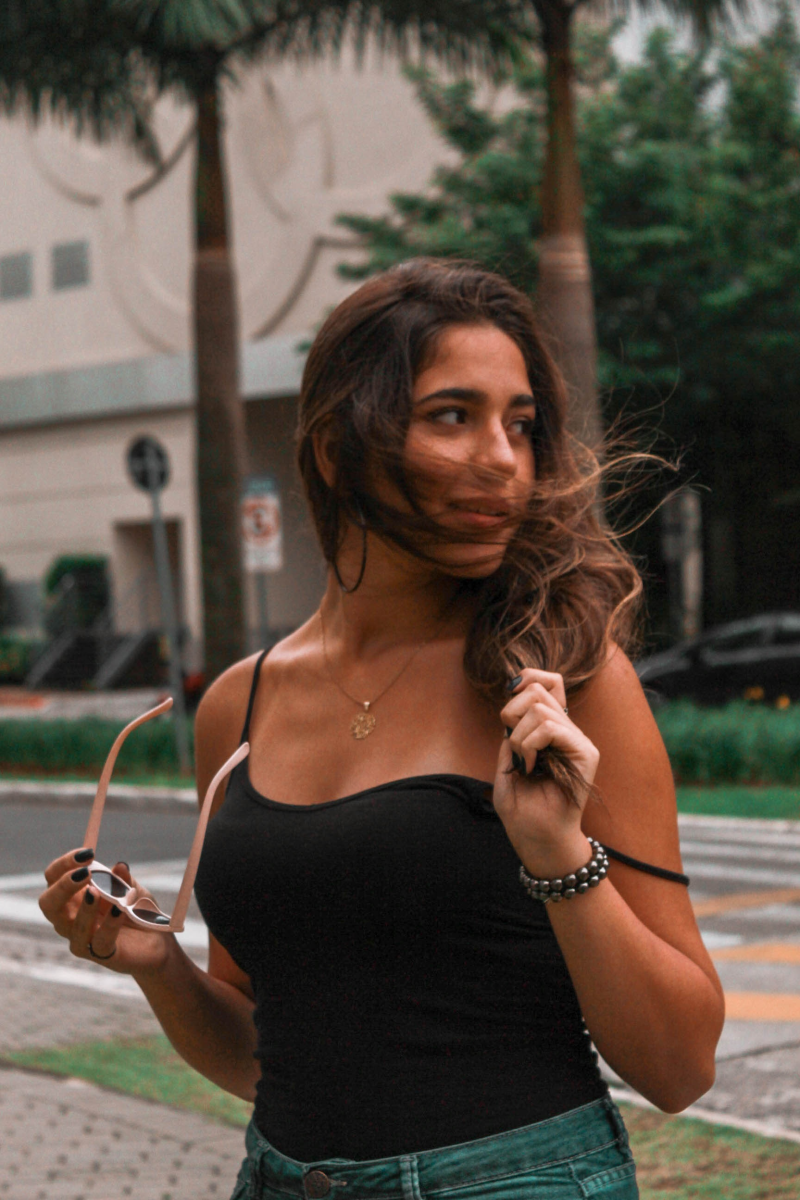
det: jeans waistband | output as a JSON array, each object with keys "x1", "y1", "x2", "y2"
[{"x1": 245, "y1": 1097, "x2": 630, "y2": 1200}]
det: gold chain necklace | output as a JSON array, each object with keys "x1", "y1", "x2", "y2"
[{"x1": 319, "y1": 609, "x2": 446, "y2": 740}]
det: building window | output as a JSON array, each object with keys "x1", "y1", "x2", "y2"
[
  {"x1": 0, "y1": 251, "x2": 33, "y2": 300},
  {"x1": 52, "y1": 240, "x2": 90, "y2": 290}
]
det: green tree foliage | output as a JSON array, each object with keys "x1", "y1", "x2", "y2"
[{"x1": 338, "y1": 8, "x2": 800, "y2": 635}]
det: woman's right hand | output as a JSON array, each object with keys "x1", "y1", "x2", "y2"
[{"x1": 39, "y1": 849, "x2": 177, "y2": 978}]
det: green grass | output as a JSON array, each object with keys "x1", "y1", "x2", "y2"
[
  {"x1": 8, "y1": 1038, "x2": 800, "y2": 1197},
  {"x1": 8, "y1": 1035, "x2": 251, "y2": 1127},
  {"x1": 676, "y1": 785, "x2": 800, "y2": 820},
  {"x1": 620, "y1": 1103, "x2": 800, "y2": 1199}
]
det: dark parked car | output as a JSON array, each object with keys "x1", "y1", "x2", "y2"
[{"x1": 635, "y1": 613, "x2": 800, "y2": 706}]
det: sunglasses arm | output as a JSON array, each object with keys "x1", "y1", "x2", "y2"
[
  {"x1": 83, "y1": 698, "x2": 174, "y2": 851},
  {"x1": 170, "y1": 742, "x2": 250, "y2": 933}
]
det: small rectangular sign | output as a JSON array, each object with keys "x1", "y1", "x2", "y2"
[{"x1": 242, "y1": 476, "x2": 283, "y2": 573}]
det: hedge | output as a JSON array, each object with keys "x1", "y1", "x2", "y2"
[
  {"x1": 656, "y1": 700, "x2": 800, "y2": 785},
  {"x1": 0, "y1": 716, "x2": 193, "y2": 777},
  {"x1": 1, "y1": 700, "x2": 800, "y2": 785}
]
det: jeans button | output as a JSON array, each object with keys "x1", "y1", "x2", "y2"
[{"x1": 305, "y1": 1170, "x2": 332, "y2": 1198}]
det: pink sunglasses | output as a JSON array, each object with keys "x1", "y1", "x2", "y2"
[{"x1": 83, "y1": 698, "x2": 249, "y2": 933}]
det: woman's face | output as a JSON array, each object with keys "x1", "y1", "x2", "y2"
[{"x1": 402, "y1": 322, "x2": 537, "y2": 577}]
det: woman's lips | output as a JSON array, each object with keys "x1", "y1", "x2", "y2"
[{"x1": 446, "y1": 504, "x2": 512, "y2": 529}]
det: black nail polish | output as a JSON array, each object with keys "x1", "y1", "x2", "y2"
[
  {"x1": 504, "y1": 726, "x2": 512, "y2": 739},
  {"x1": 74, "y1": 848, "x2": 94, "y2": 863},
  {"x1": 110, "y1": 905, "x2": 122, "y2": 918},
  {"x1": 511, "y1": 751, "x2": 525, "y2": 773},
  {"x1": 84, "y1": 890, "x2": 95, "y2": 905},
  {"x1": 506, "y1": 675, "x2": 523, "y2": 692},
  {"x1": 71, "y1": 866, "x2": 89, "y2": 883}
]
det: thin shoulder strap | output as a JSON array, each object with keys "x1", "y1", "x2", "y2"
[
  {"x1": 240, "y1": 649, "x2": 270, "y2": 744},
  {"x1": 602, "y1": 843, "x2": 690, "y2": 886}
]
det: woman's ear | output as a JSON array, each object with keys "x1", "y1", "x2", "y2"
[{"x1": 312, "y1": 421, "x2": 338, "y2": 489}]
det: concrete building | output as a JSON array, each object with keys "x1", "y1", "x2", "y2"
[{"x1": 0, "y1": 50, "x2": 449, "y2": 674}]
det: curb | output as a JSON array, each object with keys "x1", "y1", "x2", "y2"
[
  {"x1": 609, "y1": 1086, "x2": 800, "y2": 1146},
  {"x1": 0, "y1": 780, "x2": 196, "y2": 813},
  {"x1": 2, "y1": 782, "x2": 800, "y2": 827}
]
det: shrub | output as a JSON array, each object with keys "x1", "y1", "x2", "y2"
[
  {"x1": 656, "y1": 700, "x2": 800, "y2": 785},
  {"x1": 0, "y1": 716, "x2": 193, "y2": 777},
  {"x1": 0, "y1": 634, "x2": 47, "y2": 683},
  {"x1": 44, "y1": 555, "x2": 109, "y2": 636}
]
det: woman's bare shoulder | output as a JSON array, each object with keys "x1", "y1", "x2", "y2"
[
  {"x1": 571, "y1": 642, "x2": 677, "y2": 851},
  {"x1": 571, "y1": 642, "x2": 657, "y2": 739},
  {"x1": 194, "y1": 623, "x2": 322, "y2": 789},
  {"x1": 195, "y1": 653, "x2": 264, "y2": 743}
]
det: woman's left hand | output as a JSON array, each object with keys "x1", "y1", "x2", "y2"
[{"x1": 494, "y1": 669, "x2": 600, "y2": 878}]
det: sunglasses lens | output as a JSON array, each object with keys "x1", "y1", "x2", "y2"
[
  {"x1": 91, "y1": 870, "x2": 129, "y2": 899},
  {"x1": 131, "y1": 903, "x2": 170, "y2": 926}
]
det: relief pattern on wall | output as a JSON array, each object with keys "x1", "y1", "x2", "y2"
[{"x1": 24, "y1": 57, "x2": 443, "y2": 355}]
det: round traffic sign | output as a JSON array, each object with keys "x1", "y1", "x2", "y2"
[{"x1": 127, "y1": 436, "x2": 170, "y2": 493}]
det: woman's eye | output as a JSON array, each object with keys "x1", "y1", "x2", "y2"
[
  {"x1": 431, "y1": 408, "x2": 466, "y2": 426},
  {"x1": 508, "y1": 417, "x2": 535, "y2": 436}
]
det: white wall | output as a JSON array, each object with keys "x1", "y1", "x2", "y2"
[
  {"x1": 0, "y1": 410, "x2": 201, "y2": 650},
  {"x1": 0, "y1": 46, "x2": 451, "y2": 378}
]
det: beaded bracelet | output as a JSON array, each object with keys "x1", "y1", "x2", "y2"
[{"x1": 519, "y1": 837, "x2": 609, "y2": 904}]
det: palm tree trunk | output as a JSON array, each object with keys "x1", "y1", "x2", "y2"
[
  {"x1": 536, "y1": 1, "x2": 602, "y2": 447},
  {"x1": 193, "y1": 78, "x2": 247, "y2": 684}
]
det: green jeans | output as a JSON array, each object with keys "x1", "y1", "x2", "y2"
[{"x1": 231, "y1": 1097, "x2": 638, "y2": 1200}]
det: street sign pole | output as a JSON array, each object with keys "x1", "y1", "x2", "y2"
[
  {"x1": 127, "y1": 437, "x2": 191, "y2": 777},
  {"x1": 255, "y1": 571, "x2": 269, "y2": 651},
  {"x1": 241, "y1": 475, "x2": 283, "y2": 651}
]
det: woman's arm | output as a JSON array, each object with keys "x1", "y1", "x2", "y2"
[
  {"x1": 38, "y1": 657, "x2": 263, "y2": 1101},
  {"x1": 132, "y1": 931, "x2": 260, "y2": 1101},
  {"x1": 497, "y1": 650, "x2": 724, "y2": 1113}
]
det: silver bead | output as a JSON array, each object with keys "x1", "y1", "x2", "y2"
[
  {"x1": 539, "y1": 880, "x2": 550, "y2": 893},
  {"x1": 564, "y1": 888, "x2": 576, "y2": 899},
  {"x1": 577, "y1": 881, "x2": 589, "y2": 893},
  {"x1": 577, "y1": 867, "x2": 589, "y2": 882},
  {"x1": 588, "y1": 875, "x2": 601, "y2": 887},
  {"x1": 549, "y1": 892, "x2": 563, "y2": 903},
  {"x1": 564, "y1": 874, "x2": 577, "y2": 889},
  {"x1": 551, "y1": 880, "x2": 563, "y2": 892}
]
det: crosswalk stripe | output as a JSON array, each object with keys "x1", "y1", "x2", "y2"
[
  {"x1": 694, "y1": 887, "x2": 800, "y2": 916},
  {"x1": 681, "y1": 828, "x2": 800, "y2": 851},
  {"x1": 683, "y1": 861, "x2": 800, "y2": 887},
  {"x1": 0, "y1": 954, "x2": 142, "y2": 999},
  {"x1": 680, "y1": 841, "x2": 800, "y2": 866},
  {"x1": 713, "y1": 942, "x2": 800, "y2": 963},
  {"x1": 0, "y1": 895, "x2": 209, "y2": 947},
  {"x1": 724, "y1": 992, "x2": 800, "y2": 1021},
  {"x1": 0, "y1": 873, "x2": 45, "y2": 892}
]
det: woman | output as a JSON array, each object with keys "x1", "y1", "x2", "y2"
[{"x1": 40, "y1": 260, "x2": 724, "y2": 1199}]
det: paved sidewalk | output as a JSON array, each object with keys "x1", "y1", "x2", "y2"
[{"x1": 0, "y1": 1067, "x2": 244, "y2": 1200}]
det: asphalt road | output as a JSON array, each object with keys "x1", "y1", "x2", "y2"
[{"x1": 0, "y1": 801, "x2": 197, "y2": 874}]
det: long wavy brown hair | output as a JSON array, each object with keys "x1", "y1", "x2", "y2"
[{"x1": 296, "y1": 259, "x2": 644, "y2": 797}]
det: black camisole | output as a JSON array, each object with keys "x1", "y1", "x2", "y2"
[{"x1": 194, "y1": 650, "x2": 688, "y2": 1162}]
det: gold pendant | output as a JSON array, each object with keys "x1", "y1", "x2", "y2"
[{"x1": 351, "y1": 703, "x2": 376, "y2": 740}]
